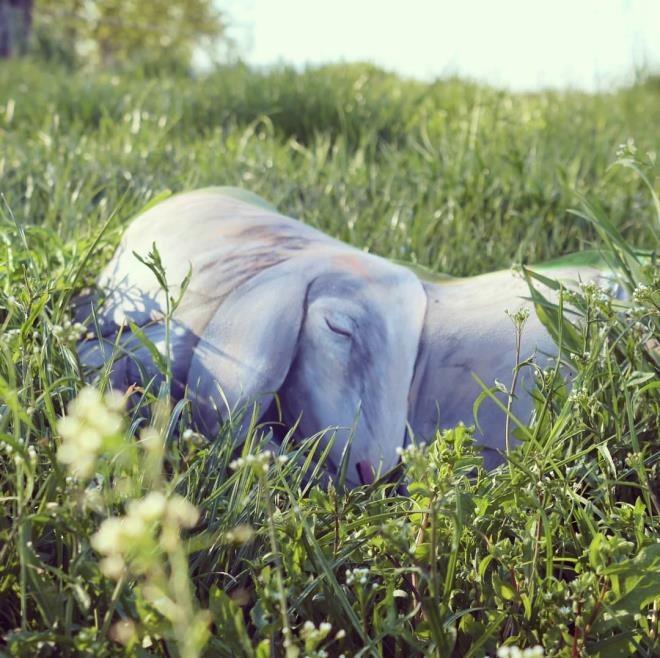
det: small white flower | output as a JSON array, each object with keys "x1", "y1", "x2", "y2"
[
  {"x1": 121, "y1": 515, "x2": 146, "y2": 540},
  {"x1": 57, "y1": 387, "x2": 125, "y2": 478},
  {"x1": 100, "y1": 554, "x2": 125, "y2": 580},
  {"x1": 225, "y1": 524, "x2": 255, "y2": 544},
  {"x1": 522, "y1": 647, "x2": 544, "y2": 658},
  {"x1": 632, "y1": 283, "x2": 652, "y2": 304},
  {"x1": 91, "y1": 517, "x2": 124, "y2": 554},
  {"x1": 166, "y1": 494, "x2": 199, "y2": 529},
  {"x1": 129, "y1": 492, "x2": 167, "y2": 523},
  {"x1": 140, "y1": 426, "x2": 161, "y2": 452},
  {"x1": 345, "y1": 567, "x2": 370, "y2": 586}
]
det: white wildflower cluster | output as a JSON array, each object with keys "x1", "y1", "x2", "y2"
[
  {"x1": 91, "y1": 491, "x2": 199, "y2": 580},
  {"x1": 506, "y1": 306, "x2": 530, "y2": 328},
  {"x1": 229, "y1": 450, "x2": 288, "y2": 475},
  {"x1": 396, "y1": 441, "x2": 431, "y2": 479},
  {"x1": 632, "y1": 283, "x2": 652, "y2": 304},
  {"x1": 224, "y1": 523, "x2": 255, "y2": 545},
  {"x1": 537, "y1": 367, "x2": 557, "y2": 386},
  {"x1": 0, "y1": 438, "x2": 38, "y2": 468},
  {"x1": 578, "y1": 350, "x2": 592, "y2": 364},
  {"x1": 395, "y1": 441, "x2": 426, "y2": 462},
  {"x1": 345, "y1": 567, "x2": 378, "y2": 589},
  {"x1": 52, "y1": 319, "x2": 87, "y2": 344},
  {"x1": 624, "y1": 452, "x2": 644, "y2": 470},
  {"x1": 567, "y1": 386, "x2": 591, "y2": 409},
  {"x1": 109, "y1": 619, "x2": 137, "y2": 647},
  {"x1": 57, "y1": 387, "x2": 125, "y2": 478},
  {"x1": 296, "y1": 620, "x2": 334, "y2": 658},
  {"x1": 579, "y1": 281, "x2": 610, "y2": 305},
  {"x1": 0, "y1": 438, "x2": 17, "y2": 456},
  {"x1": 631, "y1": 319, "x2": 651, "y2": 341},
  {"x1": 615, "y1": 137, "x2": 636, "y2": 159},
  {"x1": 4, "y1": 294, "x2": 18, "y2": 307},
  {"x1": 627, "y1": 304, "x2": 654, "y2": 323},
  {"x1": 496, "y1": 645, "x2": 544, "y2": 658},
  {"x1": 300, "y1": 620, "x2": 332, "y2": 643},
  {"x1": 0, "y1": 328, "x2": 20, "y2": 345},
  {"x1": 179, "y1": 427, "x2": 207, "y2": 450}
]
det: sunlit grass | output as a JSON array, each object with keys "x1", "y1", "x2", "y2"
[{"x1": 0, "y1": 61, "x2": 658, "y2": 657}]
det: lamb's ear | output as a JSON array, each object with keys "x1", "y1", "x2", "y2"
[{"x1": 186, "y1": 258, "x2": 316, "y2": 436}]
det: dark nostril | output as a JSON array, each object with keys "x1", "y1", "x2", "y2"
[{"x1": 356, "y1": 460, "x2": 374, "y2": 485}]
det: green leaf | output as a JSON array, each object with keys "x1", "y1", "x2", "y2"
[
  {"x1": 614, "y1": 578, "x2": 660, "y2": 612},
  {"x1": 522, "y1": 267, "x2": 584, "y2": 356},
  {"x1": 585, "y1": 631, "x2": 638, "y2": 658},
  {"x1": 603, "y1": 543, "x2": 660, "y2": 576},
  {"x1": 255, "y1": 639, "x2": 271, "y2": 658},
  {"x1": 209, "y1": 586, "x2": 254, "y2": 657},
  {"x1": 492, "y1": 572, "x2": 518, "y2": 602},
  {"x1": 478, "y1": 555, "x2": 494, "y2": 579}
]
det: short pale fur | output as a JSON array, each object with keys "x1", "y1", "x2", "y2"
[{"x1": 80, "y1": 188, "x2": 610, "y2": 484}]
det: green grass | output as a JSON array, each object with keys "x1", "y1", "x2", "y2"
[{"x1": 0, "y1": 60, "x2": 658, "y2": 657}]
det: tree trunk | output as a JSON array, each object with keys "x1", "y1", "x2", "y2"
[
  {"x1": 0, "y1": 0, "x2": 33, "y2": 58},
  {"x1": 0, "y1": 1, "x2": 11, "y2": 57}
]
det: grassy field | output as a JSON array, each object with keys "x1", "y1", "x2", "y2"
[{"x1": 0, "y1": 60, "x2": 658, "y2": 657}]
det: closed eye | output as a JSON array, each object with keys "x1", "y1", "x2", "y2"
[{"x1": 325, "y1": 316, "x2": 353, "y2": 338}]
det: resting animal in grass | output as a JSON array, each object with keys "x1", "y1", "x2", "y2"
[{"x1": 79, "y1": 188, "x2": 617, "y2": 486}]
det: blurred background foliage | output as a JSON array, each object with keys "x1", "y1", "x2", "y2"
[
  {"x1": 1, "y1": 0, "x2": 226, "y2": 72},
  {"x1": 1, "y1": 57, "x2": 658, "y2": 276}
]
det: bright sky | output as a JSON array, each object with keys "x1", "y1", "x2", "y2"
[{"x1": 223, "y1": 0, "x2": 660, "y2": 91}]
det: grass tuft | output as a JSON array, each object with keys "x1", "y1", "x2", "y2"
[{"x1": 0, "y1": 61, "x2": 658, "y2": 657}]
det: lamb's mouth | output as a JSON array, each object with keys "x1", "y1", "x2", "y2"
[{"x1": 356, "y1": 459, "x2": 374, "y2": 485}]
